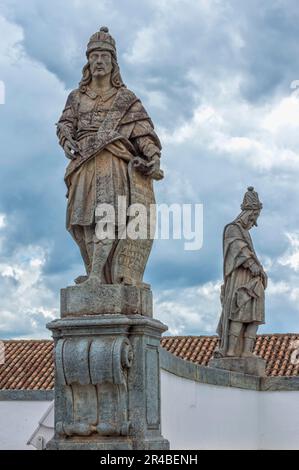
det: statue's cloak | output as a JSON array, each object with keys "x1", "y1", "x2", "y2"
[{"x1": 216, "y1": 221, "x2": 265, "y2": 355}]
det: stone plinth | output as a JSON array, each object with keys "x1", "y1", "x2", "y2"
[
  {"x1": 209, "y1": 356, "x2": 266, "y2": 377},
  {"x1": 61, "y1": 282, "x2": 153, "y2": 317},
  {"x1": 46, "y1": 310, "x2": 169, "y2": 450}
]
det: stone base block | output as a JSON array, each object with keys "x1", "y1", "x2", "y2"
[
  {"x1": 47, "y1": 437, "x2": 133, "y2": 450},
  {"x1": 61, "y1": 281, "x2": 152, "y2": 317},
  {"x1": 47, "y1": 437, "x2": 169, "y2": 451},
  {"x1": 209, "y1": 356, "x2": 266, "y2": 377}
]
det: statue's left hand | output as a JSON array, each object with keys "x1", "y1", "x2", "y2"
[
  {"x1": 145, "y1": 154, "x2": 161, "y2": 177},
  {"x1": 132, "y1": 154, "x2": 164, "y2": 180}
]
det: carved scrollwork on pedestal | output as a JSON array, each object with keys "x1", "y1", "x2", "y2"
[{"x1": 55, "y1": 335, "x2": 133, "y2": 437}]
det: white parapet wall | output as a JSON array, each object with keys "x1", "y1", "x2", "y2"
[
  {"x1": 161, "y1": 369, "x2": 299, "y2": 450},
  {"x1": 160, "y1": 349, "x2": 299, "y2": 450}
]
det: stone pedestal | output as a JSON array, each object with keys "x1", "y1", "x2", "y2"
[
  {"x1": 209, "y1": 356, "x2": 266, "y2": 377},
  {"x1": 46, "y1": 283, "x2": 169, "y2": 450},
  {"x1": 61, "y1": 282, "x2": 153, "y2": 317}
]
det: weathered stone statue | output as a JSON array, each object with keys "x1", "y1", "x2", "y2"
[
  {"x1": 210, "y1": 187, "x2": 267, "y2": 376},
  {"x1": 47, "y1": 27, "x2": 169, "y2": 450},
  {"x1": 57, "y1": 26, "x2": 162, "y2": 287}
]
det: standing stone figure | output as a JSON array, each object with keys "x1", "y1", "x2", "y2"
[
  {"x1": 47, "y1": 26, "x2": 169, "y2": 450},
  {"x1": 57, "y1": 26, "x2": 162, "y2": 286},
  {"x1": 216, "y1": 187, "x2": 267, "y2": 358}
]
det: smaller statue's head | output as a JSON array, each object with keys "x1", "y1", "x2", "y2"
[
  {"x1": 237, "y1": 186, "x2": 263, "y2": 230},
  {"x1": 79, "y1": 26, "x2": 124, "y2": 91}
]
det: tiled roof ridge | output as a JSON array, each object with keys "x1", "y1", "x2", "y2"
[
  {"x1": 1, "y1": 339, "x2": 53, "y2": 343},
  {"x1": 2, "y1": 333, "x2": 299, "y2": 343}
]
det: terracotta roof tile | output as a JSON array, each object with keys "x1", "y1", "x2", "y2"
[
  {"x1": 0, "y1": 334, "x2": 298, "y2": 390},
  {"x1": 0, "y1": 340, "x2": 54, "y2": 391}
]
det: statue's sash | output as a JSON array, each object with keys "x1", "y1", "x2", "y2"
[{"x1": 64, "y1": 88, "x2": 138, "y2": 184}]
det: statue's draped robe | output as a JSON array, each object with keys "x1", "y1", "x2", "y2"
[
  {"x1": 216, "y1": 221, "x2": 265, "y2": 355},
  {"x1": 57, "y1": 85, "x2": 161, "y2": 284}
]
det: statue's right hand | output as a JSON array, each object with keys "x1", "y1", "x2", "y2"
[
  {"x1": 63, "y1": 140, "x2": 79, "y2": 160},
  {"x1": 249, "y1": 263, "x2": 261, "y2": 276}
]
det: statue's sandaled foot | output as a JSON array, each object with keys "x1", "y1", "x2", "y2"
[
  {"x1": 74, "y1": 275, "x2": 88, "y2": 285},
  {"x1": 80, "y1": 273, "x2": 104, "y2": 287}
]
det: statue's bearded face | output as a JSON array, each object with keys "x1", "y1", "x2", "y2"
[
  {"x1": 88, "y1": 49, "x2": 112, "y2": 79},
  {"x1": 247, "y1": 210, "x2": 260, "y2": 229}
]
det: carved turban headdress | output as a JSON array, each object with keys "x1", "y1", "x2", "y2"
[
  {"x1": 86, "y1": 26, "x2": 117, "y2": 57},
  {"x1": 241, "y1": 186, "x2": 263, "y2": 211}
]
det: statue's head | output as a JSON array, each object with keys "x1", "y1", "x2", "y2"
[
  {"x1": 79, "y1": 26, "x2": 124, "y2": 91},
  {"x1": 236, "y1": 187, "x2": 263, "y2": 230}
]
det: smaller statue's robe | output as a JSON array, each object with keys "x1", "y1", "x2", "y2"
[{"x1": 216, "y1": 221, "x2": 265, "y2": 355}]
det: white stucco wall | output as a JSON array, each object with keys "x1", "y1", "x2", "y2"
[
  {"x1": 161, "y1": 370, "x2": 299, "y2": 450},
  {"x1": 258, "y1": 391, "x2": 299, "y2": 449},
  {"x1": 0, "y1": 401, "x2": 51, "y2": 450},
  {"x1": 1, "y1": 371, "x2": 299, "y2": 449}
]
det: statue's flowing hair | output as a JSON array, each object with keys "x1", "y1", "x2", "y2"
[{"x1": 79, "y1": 52, "x2": 125, "y2": 91}]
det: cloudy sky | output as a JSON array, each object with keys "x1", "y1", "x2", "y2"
[{"x1": 1, "y1": 0, "x2": 299, "y2": 338}]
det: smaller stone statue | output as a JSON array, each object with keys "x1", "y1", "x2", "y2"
[{"x1": 215, "y1": 187, "x2": 267, "y2": 361}]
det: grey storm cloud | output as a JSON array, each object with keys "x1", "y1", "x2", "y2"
[{"x1": 1, "y1": 0, "x2": 299, "y2": 337}]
